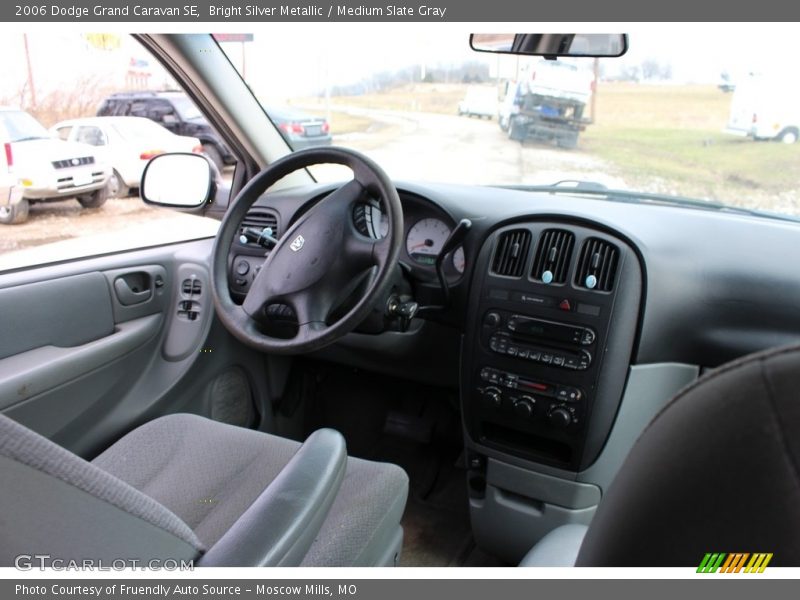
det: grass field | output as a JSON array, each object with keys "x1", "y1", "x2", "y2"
[{"x1": 582, "y1": 83, "x2": 800, "y2": 205}]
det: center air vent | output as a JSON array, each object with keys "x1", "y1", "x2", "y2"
[
  {"x1": 491, "y1": 229, "x2": 531, "y2": 277},
  {"x1": 531, "y1": 229, "x2": 575, "y2": 284},
  {"x1": 239, "y1": 209, "x2": 279, "y2": 245},
  {"x1": 575, "y1": 238, "x2": 619, "y2": 292}
]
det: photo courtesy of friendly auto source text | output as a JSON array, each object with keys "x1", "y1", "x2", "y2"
[{"x1": 2, "y1": 0, "x2": 800, "y2": 598}]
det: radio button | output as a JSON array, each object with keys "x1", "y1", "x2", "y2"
[
  {"x1": 552, "y1": 356, "x2": 565, "y2": 367},
  {"x1": 484, "y1": 312, "x2": 502, "y2": 328}
]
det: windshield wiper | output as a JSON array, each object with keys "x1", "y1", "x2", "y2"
[{"x1": 502, "y1": 181, "x2": 800, "y2": 223}]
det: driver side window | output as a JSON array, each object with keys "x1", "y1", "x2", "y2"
[{"x1": 0, "y1": 33, "x2": 228, "y2": 271}]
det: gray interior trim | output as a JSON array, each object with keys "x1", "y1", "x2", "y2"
[
  {"x1": 470, "y1": 484, "x2": 595, "y2": 564},
  {"x1": 197, "y1": 428, "x2": 347, "y2": 567},
  {"x1": 488, "y1": 458, "x2": 600, "y2": 509},
  {"x1": 578, "y1": 362, "x2": 699, "y2": 492},
  {"x1": 0, "y1": 271, "x2": 114, "y2": 360},
  {"x1": 162, "y1": 263, "x2": 212, "y2": 361},
  {"x1": 0, "y1": 314, "x2": 163, "y2": 410},
  {"x1": 518, "y1": 524, "x2": 588, "y2": 567},
  {"x1": 0, "y1": 456, "x2": 200, "y2": 567}
]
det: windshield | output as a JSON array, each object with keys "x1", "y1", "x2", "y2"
[
  {"x1": 169, "y1": 95, "x2": 204, "y2": 121},
  {"x1": 0, "y1": 110, "x2": 50, "y2": 141},
  {"x1": 219, "y1": 27, "x2": 800, "y2": 218}
]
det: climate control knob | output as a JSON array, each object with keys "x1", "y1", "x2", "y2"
[
  {"x1": 483, "y1": 386, "x2": 502, "y2": 408},
  {"x1": 513, "y1": 396, "x2": 536, "y2": 419},
  {"x1": 548, "y1": 406, "x2": 573, "y2": 429}
]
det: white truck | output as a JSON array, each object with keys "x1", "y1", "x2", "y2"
[
  {"x1": 498, "y1": 59, "x2": 594, "y2": 149},
  {"x1": 725, "y1": 74, "x2": 800, "y2": 144}
]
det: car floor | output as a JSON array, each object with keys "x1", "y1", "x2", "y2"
[{"x1": 279, "y1": 360, "x2": 507, "y2": 567}]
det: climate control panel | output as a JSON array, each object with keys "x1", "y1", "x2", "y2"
[
  {"x1": 478, "y1": 367, "x2": 584, "y2": 430},
  {"x1": 461, "y1": 222, "x2": 643, "y2": 471}
]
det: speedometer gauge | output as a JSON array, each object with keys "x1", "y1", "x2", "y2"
[{"x1": 406, "y1": 218, "x2": 451, "y2": 266}]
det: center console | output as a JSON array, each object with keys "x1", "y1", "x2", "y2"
[
  {"x1": 462, "y1": 222, "x2": 642, "y2": 471},
  {"x1": 461, "y1": 221, "x2": 643, "y2": 563}
]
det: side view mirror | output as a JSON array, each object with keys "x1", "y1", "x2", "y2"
[{"x1": 141, "y1": 153, "x2": 215, "y2": 209}]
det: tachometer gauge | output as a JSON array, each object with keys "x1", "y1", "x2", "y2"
[
  {"x1": 406, "y1": 218, "x2": 451, "y2": 266},
  {"x1": 453, "y1": 247, "x2": 465, "y2": 274}
]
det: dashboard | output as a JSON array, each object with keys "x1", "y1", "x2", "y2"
[
  {"x1": 226, "y1": 178, "x2": 800, "y2": 473},
  {"x1": 220, "y1": 177, "x2": 800, "y2": 562}
]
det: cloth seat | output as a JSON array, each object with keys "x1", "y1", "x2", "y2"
[{"x1": 0, "y1": 412, "x2": 408, "y2": 567}]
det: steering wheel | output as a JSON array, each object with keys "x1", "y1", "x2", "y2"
[{"x1": 211, "y1": 147, "x2": 403, "y2": 355}]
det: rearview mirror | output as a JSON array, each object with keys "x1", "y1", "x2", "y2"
[
  {"x1": 470, "y1": 34, "x2": 628, "y2": 58},
  {"x1": 141, "y1": 153, "x2": 214, "y2": 209}
]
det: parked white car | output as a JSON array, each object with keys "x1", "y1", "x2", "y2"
[
  {"x1": 0, "y1": 107, "x2": 110, "y2": 224},
  {"x1": 725, "y1": 74, "x2": 800, "y2": 143},
  {"x1": 52, "y1": 116, "x2": 203, "y2": 198}
]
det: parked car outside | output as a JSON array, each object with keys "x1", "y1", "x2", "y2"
[
  {"x1": 52, "y1": 116, "x2": 203, "y2": 198},
  {"x1": 457, "y1": 86, "x2": 498, "y2": 119},
  {"x1": 725, "y1": 74, "x2": 800, "y2": 143},
  {"x1": 0, "y1": 107, "x2": 110, "y2": 224},
  {"x1": 97, "y1": 91, "x2": 235, "y2": 170},
  {"x1": 262, "y1": 105, "x2": 332, "y2": 149},
  {"x1": 0, "y1": 124, "x2": 24, "y2": 224}
]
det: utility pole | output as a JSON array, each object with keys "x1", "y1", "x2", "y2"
[
  {"x1": 23, "y1": 34, "x2": 37, "y2": 108},
  {"x1": 590, "y1": 57, "x2": 599, "y2": 123}
]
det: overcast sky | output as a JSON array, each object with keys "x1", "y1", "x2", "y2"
[{"x1": 1, "y1": 25, "x2": 798, "y2": 102}]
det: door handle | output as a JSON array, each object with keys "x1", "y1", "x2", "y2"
[{"x1": 113, "y1": 273, "x2": 152, "y2": 306}]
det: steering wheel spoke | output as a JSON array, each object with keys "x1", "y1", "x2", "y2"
[{"x1": 288, "y1": 291, "x2": 330, "y2": 328}]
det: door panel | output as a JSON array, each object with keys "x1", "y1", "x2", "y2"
[{"x1": 0, "y1": 238, "x2": 277, "y2": 458}]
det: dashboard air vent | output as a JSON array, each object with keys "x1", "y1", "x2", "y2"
[
  {"x1": 491, "y1": 229, "x2": 531, "y2": 277},
  {"x1": 531, "y1": 229, "x2": 575, "y2": 284},
  {"x1": 239, "y1": 209, "x2": 279, "y2": 244},
  {"x1": 575, "y1": 238, "x2": 619, "y2": 292}
]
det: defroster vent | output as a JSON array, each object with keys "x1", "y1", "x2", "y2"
[
  {"x1": 491, "y1": 229, "x2": 531, "y2": 277},
  {"x1": 575, "y1": 238, "x2": 619, "y2": 292},
  {"x1": 532, "y1": 229, "x2": 575, "y2": 284}
]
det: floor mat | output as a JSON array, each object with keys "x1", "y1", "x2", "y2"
[{"x1": 295, "y1": 361, "x2": 507, "y2": 567}]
